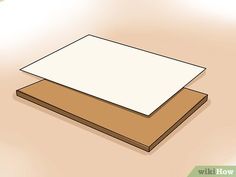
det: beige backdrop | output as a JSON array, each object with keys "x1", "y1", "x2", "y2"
[{"x1": 1, "y1": 1, "x2": 236, "y2": 177}]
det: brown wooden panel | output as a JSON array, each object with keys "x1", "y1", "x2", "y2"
[{"x1": 16, "y1": 80, "x2": 207, "y2": 151}]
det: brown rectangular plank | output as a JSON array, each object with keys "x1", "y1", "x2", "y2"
[{"x1": 16, "y1": 80, "x2": 207, "y2": 152}]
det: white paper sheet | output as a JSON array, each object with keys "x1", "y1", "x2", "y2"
[{"x1": 21, "y1": 35, "x2": 205, "y2": 115}]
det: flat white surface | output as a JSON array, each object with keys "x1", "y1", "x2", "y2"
[{"x1": 22, "y1": 35, "x2": 205, "y2": 115}]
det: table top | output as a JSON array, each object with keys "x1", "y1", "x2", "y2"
[{"x1": 1, "y1": 1, "x2": 236, "y2": 177}]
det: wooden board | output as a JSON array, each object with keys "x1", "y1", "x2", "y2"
[{"x1": 16, "y1": 80, "x2": 207, "y2": 152}]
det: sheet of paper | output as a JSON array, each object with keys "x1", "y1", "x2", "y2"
[{"x1": 21, "y1": 35, "x2": 205, "y2": 115}]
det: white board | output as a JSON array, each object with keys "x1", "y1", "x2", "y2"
[{"x1": 21, "y1": 35, "x2": 205, "y2": 115}]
